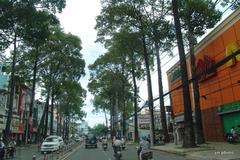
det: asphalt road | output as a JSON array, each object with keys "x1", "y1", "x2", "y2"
[{"x1": 64, "y1": 142, "x2": 190, "y2": 160}]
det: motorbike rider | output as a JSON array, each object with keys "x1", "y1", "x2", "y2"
[
  {"x1": 112, "y1": 136, "x2": 122, "y2": 156},
  {"x1": 6, "y1": 138, "x2": 16, "y2": 158},
  {"x1": 121, "y1": 137, "x2": 126, "y2": 145},
  {"x1": 138, "y1": 136, "x2": 150, "y2": 160},
  {"x1": 0, "y1": 138, "x2": 5, "y2": 160},
  {"x1": 102, "y1": 136, "x2": 108, "y2": 148}
]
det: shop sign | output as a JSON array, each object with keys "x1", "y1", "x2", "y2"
[
  {"x1": 170, "y1": 66, "x2": 181, "y2": 83},
  {"x1": 226, "y1": 42, "x2": 240, "y2": 67},
  {"x1": 138, "y1": 115, "x2": 150, "y2": 124},
  {"x1": 196, "y1": 55, "x2": 216, "y2": 82},
  {"x1": 11, "y1": 117, "x2": 20, "y2": 133},
  {"x1": 139, "y1": 124, "x2": 150, "y2": 130},
  {"x1": 217, "y1": 101, "x2": 240, "y2": 114},
  {"x1": 18, "y1": 122, "x2": 24, "y2": 133}
]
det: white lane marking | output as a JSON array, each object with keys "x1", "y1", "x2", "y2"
[{"x1": 62, "y1": 143, "x2": 83, "y2": 160}]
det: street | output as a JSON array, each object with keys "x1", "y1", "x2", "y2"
[{"x1": 64, "y1": 142, "x2": 189, "y2": 160}]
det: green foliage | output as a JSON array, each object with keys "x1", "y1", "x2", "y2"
[
  {"x1": 179, "y1": 0, "x2": 222, "y2": 38},
  {"x1": 0, "y1": 0, "x2": 64, "y2": 52},
  {"x1": 89, "y1": 124, "x2": 108, "y2": 136}
]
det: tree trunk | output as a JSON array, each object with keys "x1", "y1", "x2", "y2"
[
  {"x1": 121, "y1": 63, "x2": 126, "y2": 137},
  {"x1": 28, "y1": 49, "x2": 39, "y2": 142},
  {"x1": 122, "y1": 101, "x2": 126, "y2": 137},
  {"x1": 50, "y1": 90, "x2": 54, "y2": 135},
  {"x1": 4, "y1": 33, "x2": 17, "y2": 141},
  {"x1": 37, "y1": 105, "x2": 45, "y2": 140},
  {"x1": 44, "y1": 88, "x2": 50, "y2": 137},
  {"x1": 131, "y1": 55, "x2": 139, "y2": 142},
  {"x1": 110, "y1": 98, "x2": 115, "y2": 139},
  {"x1": 142, "y1": 34, "x2": 155, "y2": 145},
  {"x1": 155, "y1": 43, "x2": 170, "y2": 143},
  {"x1": 59, "y1": 113, "x2": 63, "y2": 137},
  {"x1": 56, "y1": 102, "x2": 59, "y2": 136},
  {"x1": 103, "y1": 108, "x2": 108, "y2": 127},
  {"x1": 172, "y1": 0, "x2": 196, "y2": 148},
  {"x1": 187, "y1": 21, "x2": 205, "y2": 144}
]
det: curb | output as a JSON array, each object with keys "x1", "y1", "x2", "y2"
[
  {"x1": 186, "y1": 154, "x2": 240, "y2": 160},
  {"x1": 150, "y1": 147, "x2": 186, "y2": 156}
]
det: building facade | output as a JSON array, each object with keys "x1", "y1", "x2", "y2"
[
  {"x1": 167, "y1": 8, "x2": 240, "y2": 142},
  {"x1": 79, "y1": 121, "x2": 89, "y2": 135}
]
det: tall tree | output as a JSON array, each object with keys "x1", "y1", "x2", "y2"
[
  {"x1": 178, "y1": 0, "x2": 222, "y2": 144},
  {"x1": 1, "y1": 0, "x2": 65, "y2": 141},
  {"x1": 141, "y1": 0, "x2": 175, "y2": 143},
  {"x1": 172, "y1": 0, "x2": 196, "y2": 147},
  {"x1": 95, "y1": 1, "x2": 156, "y2": 144}
]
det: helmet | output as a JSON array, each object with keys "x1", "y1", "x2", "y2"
[
  {"x1": 141, "y1": 136, "x2": 147, "y2": 141},
  {"x1": 115, "y1": 136, "x2": 121, "y2": 140}
]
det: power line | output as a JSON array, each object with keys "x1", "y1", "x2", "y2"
[{"x1": 157, "y1": 48, "x2": 240, "y2": 101}]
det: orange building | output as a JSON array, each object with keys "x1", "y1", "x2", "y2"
[{"x1": 167, "y1": 8, "x2": 240, "y2": 142}]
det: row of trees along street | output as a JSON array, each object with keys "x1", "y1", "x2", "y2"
[
  {"x1": 88, "y1": 0, "x2": 239, "y2": 148},
  {"x1": 0, "y1": 0, "x2": 86, "y2": 143}
]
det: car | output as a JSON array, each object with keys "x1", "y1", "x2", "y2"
[
  {"x1": 85, "y1": 134, "x2": 97, "y2": 148},
  {"x1": 40, "y1": 135, "x2": 64, "y2": 154},
  {"x1": 75, "y1": 136, "x2": 81, "y2": 142}
]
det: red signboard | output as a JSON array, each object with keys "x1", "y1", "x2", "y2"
[
  {"x1": 196, "y1": 55, "x2": 217, "y2": 82},
  {"x1": 18, "y1": 84, "x2": 27, "y2": 113},
  {"x1": 18, "y1": 123, "x2": 24, "y2": 134}
]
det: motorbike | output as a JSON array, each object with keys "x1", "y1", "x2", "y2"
[
  {"x1": 0, "y1": 147, "x2": 5, "y2": 160},
  {"x1": 114, "y1": 146, "x2": 122, "y2": 160},
  {"x1": 136, "y1": 147, "x2": 153, "y2": 160},
  {"x1": 121, "y1": 143, "x2": 126, "y2": 150},
  {"x1": 6, "y1": 146, "x2": 16, "y2": 159},
  {"x1": 102, "y1": 143, "x2": 108, "y2": 151},
  {"x1": 226, "y1": 133, "x2": 239, "y2": 143}
]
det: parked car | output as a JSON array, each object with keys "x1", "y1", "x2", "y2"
[
  {"x1": 40, "y1": 136, "x2": 64, "y2": 154},
  {"x1": 75, "y1": 136, "x2": 81, "y2": 142},
  {"x1": 85, "y1": 134, "x2": 97, "y2": 148}
]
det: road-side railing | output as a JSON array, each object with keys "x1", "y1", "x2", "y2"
[{"x1": 33, "y1": 141, "x2": 82, "y2": 160}]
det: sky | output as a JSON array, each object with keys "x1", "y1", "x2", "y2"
[{"x1": 56, "y1": 0, "x2": 233, "y2": 127}]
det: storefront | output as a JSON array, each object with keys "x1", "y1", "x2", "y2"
[
  {"x1": 167, "y1": 7, "x2": 240, "y2": 141},
  {"x1": 218, "y1": 101, "x2": 240, "y2": 134}
]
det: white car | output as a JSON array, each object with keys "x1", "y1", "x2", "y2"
[{"x1": 40, "y1": 136, "x2": 64, "y2": 153}]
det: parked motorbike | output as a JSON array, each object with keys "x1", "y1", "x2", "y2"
[
  {"x1": 226, "y1": 133, "x2": 239, "y2": 143},
  {"x1": 136, "y1": 147, "x2": 153, "y2": 160},
  {"x1": 102, "y1": 143, "x2": 108, "y2": 151},
  {"x1": 114, "y1": 146, "x2": 122, "y2": 160}
]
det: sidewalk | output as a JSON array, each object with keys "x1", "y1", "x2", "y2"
[{"x1": 151, "y1": 142, "x2": 240, "y2": 160}]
